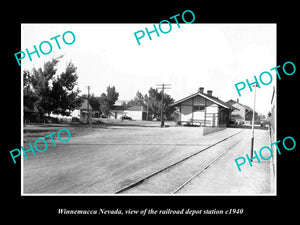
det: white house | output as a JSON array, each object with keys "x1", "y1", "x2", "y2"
[
  {"x1": 172, "y1": 87, "x2": 235, "y2": 127},
  {"x1": 226, "y1": 99, "x2": 256, "y2": 124},
  {"x1": 109, "y1": 105, "x2": 147, "y2": 120},
  {"x1": 70, "y1": 99, "x2": 100, "y2": 123}
]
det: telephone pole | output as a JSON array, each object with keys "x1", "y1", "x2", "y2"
[
  {"x1": 250, "y1": 84, "x2": 257, "y2": 161},
  {"x1": 86, "y1": 86, "x2": 91, "y2": 124},
  {"x1": 156, "y1": 84, "x2": 171, "y2": 127}
]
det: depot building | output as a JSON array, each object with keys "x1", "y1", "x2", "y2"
[{"x1": 172, "y1": 87, "x2": 236, "y2": 127}]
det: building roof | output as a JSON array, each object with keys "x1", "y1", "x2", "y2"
[
  {"x1": 172, "y1": 91, "x2": 233, "y2": 110},
  {"x1": 230, "y1": 114, "x2": 244, "y2": 120},
  {"x1": 226, "y1": 99, "x2": 253, "y2": 112},
  {"x1": 126, "y1": 105, "x2": 144, "y2": 111},
  {"x1": 111, "y1": 105, "x2": 125, "y2": 110},
  {"x1": 77, "y1": 99, "x2": 92, "y2": 110},
  {"x1": 24, "y1": 104, "x2": 39, "y2": 113},
  {"x1": 110, "y1": 105, "x2": 145, "y2": 111},
  {"x1": 24, "y1": 105, "x2": 37, "y2": 113},
  {"x1": 114, "y1": 100, "x2": 129, "y2": 106}
]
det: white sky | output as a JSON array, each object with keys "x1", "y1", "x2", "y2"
[{"x1": 21, "y1": 23, "x2": 276, "y2": 115}]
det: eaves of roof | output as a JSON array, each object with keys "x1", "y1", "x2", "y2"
[{"x1": 172, "y1": 92, "x2": 232, "y2": 109}]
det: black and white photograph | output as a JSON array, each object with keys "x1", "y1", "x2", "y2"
[
  {"x1": 21, "y1": 23, "x2": 276, "y2": 195},
  {"x1": 4, "y1": 5, "x2": 298, "y2": 221}
]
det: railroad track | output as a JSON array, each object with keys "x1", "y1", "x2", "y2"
[
  {"x1": 114, "y1": 129, "x2": 244, "y2": 194},
  {"x1": 171, "y1": 140, "x2": 240, "y2": 194}
]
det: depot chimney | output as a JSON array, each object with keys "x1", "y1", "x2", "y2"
[
  {"x1": 207, "y1": 90, "x2": 213, "y2": 96},
  {"x1": 199, "y1": 87, "x2": 204, "y2": 93}
]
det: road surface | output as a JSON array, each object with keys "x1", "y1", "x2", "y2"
[{"x1": 22, "y1": 124, "x2": 274, "y2": 195}]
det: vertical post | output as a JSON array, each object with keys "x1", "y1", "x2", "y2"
[
  {"x1": 156, "y1": 84, "x2": 171, "y2": 127},
  {"x1": 250, "y1": 84, "x2": 257, "y2": 160},
  {"x1": 146, "y1": 101, "x2": 149, "y2": 121},
  {"x1": 160, "y1": 84, "x2": 165, "y2": 127},
  {"x1": 204, "y1": 98, "x2": 207, "y2": 127},
  {"x1": 179, "y1": 104, "x2": 182, "y2": 124},
  {"x1": 87, "y1": 86, "x2": 91, "y2": 124},
  {"x1": 191, "y1": 97, "x2": 194, "y2": 125}
]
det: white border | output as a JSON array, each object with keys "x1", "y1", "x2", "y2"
[{"x1": 21, "y1": 23, "x2": 277, "y2": 197}]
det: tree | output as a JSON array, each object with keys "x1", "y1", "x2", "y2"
[
  {"x1": 126, "y1": 91, "x2": 146, "y2": 108},
  {"x1": 147, "y1": 87, "x2": 161, "y2": 119},
  {"x1": 29, "y1": 57, "x2": 61, "y2": 116},
  {"x1": 26, "y1": 56, "x2": 81, "y2": 117},
  {"x1": 23, "y1": 70, "x2": 38, "y2": 110},
  {"x1": 127, "y1": 88, "x2": 175, "y2": 120},
  {"x1": 99, "y1": 93, "x2": 109, "y2": 116},
  {"x1": 106, "y1": 86, "x2": 119, "y2": 108},
  {"x1": 133, "y1": 91, "x2": 145, "y2": 106},
  {"x1": 99, "y1": 86, "x2": 119, "y2": 116},
  {"x1": 88, "y1": 94, "x2": 101, "y2": 112},
  {"x1": 51, "y1": 61, "x2": 81, "y2": 116},
  {"x1": 163, "y1": 93, "x2": 175, "y2": 120}
]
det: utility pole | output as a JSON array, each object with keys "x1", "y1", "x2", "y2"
[
  {"x1": 156, "y1": 84, "x2": 171, "y2": 127},
  {"x1": 250, "y1": 84, "x2": 257, "y2": 161},
  {"x1": 86, "y1": 86, "x2": 91, "y2": 124},
  {"x1": 146, "y1": 100, "x2": 149, "y2": 121}
]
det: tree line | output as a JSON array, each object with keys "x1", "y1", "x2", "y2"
[
  {"x1": 84, "y1": 88, "x2": 176, "y2": 120},
  {"x1": 24, "y1": 57, "x2": 176, "y2": 121},
  {"x1": 24, "y1": 56, "x2": 81, "y2": 119}
]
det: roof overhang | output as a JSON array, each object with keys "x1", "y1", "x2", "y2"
[{"x1": 172, "y1": 92, "x2": 230, "y2": 109}]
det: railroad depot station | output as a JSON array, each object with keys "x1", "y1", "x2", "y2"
[
  {"x1": 23, "y1": 86, "x2": 275, "y2": 195},
  {"x1": 76, "y1": 87, "x2": 257, "y2": 128},
  {"x1": 173, "y1": 87, "x2": 234, "y2": 127}
]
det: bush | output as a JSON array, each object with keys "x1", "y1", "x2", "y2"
[{"x1": 72, "y1": 117, "x2": 80, "y2": 122}]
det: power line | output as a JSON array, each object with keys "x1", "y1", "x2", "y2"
[
  {"x1": 86, "y1": 86, "x2": 91, "y2": 124},
  {"x1": 156, "y1": 84, "x2": 172, "y2": 127}
]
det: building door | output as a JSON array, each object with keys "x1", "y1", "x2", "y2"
[{"x1": 193, "y1": 105, "x2": 205, "y2": 125}]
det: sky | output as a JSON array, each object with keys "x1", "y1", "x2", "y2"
[{"x1": 21, "y1": 23, "x2": 276, "y2": 115}]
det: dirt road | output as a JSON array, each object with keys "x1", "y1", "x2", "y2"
[{"x1": 23, "y1": 123, "x2": 271, "y2": 194}]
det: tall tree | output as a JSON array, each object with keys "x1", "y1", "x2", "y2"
[
  {"x1": 99, "y1": 86, "x2": 119, "y2": 116},
  {"x1": 51, "y1": 61, "x2": 81, "y2": 115},
  {"x1": 163, "y1": 93, "x2": 175, "y2": 120},
  {"x1": 133, "y1": 91, "x2": 145, "y2": 106},
  {"x1": 30, "y1": 57, "x2": 61, "y2": 116},
  {"x1": 147, "y1": 87, "x2": 161, "y2": 119},
  {"x1": 127, "y1": 88, "x2": 175, "y2": 120},
  {"x1": 99, "y1": 93, "x2": 109, "y2": 116},
  {"x1": 23, "y1": 70, "x2": 38, "y2": 110},
  {"x1": 106, "y1": 86, "x2": 119, "y2": 108},
  {"x1": 26, "y1": 56, "x2": 81, "y2": 117},
  {"x1": 127, "y1": 91, "x2": 146, "y2": 108},
  {"x1": 88, "y1": 93, "x2": 101, "y2": 112}
]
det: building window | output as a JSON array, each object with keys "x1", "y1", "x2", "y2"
[{"x1": 194, "y1": 106, "x2": 205, "y2": 111}]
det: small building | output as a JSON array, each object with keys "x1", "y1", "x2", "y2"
[
  {"x1": 24, "y1": 105, "x2": 38, "y2": 124},
  {"x1": 71, "y1": 99, "x2": 100, "y2": 123},
  {"x1": 226, "y1": 99, "x2": 257, "y2": 124},
  {"x1": 125, "y1": 105, "x2": 147, "y2": 120},
  {"x1": 109, "y1": 105, "x2": 126, "y2": 119},
  {"x1": 269, "y1": 85, "x2": 276, "y2": 137},
  {"x1": 172, "y1": 87, "x2": 235, "y2": 127},
  {"x1": 109, "y1": 105, "x2": 147, "y2": 120}
]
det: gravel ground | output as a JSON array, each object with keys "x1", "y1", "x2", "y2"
[
  {"x1": 22, "y1": 123, "x2": 242, "y2": 194},
  {"x1": 176, "y1": 129, "x2": 275, "y2": 195}
]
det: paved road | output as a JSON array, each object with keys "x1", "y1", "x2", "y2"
[{"x1": 23, "y1": 126, "x2": 273, "y2": 195}]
